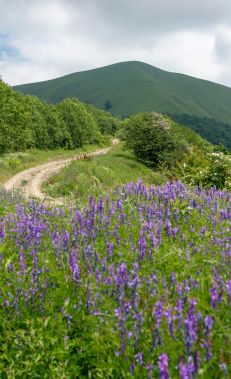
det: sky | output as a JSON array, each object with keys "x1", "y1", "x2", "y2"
[{"x1": 1, "y1": 0, "x2": 231, "y2": 87}]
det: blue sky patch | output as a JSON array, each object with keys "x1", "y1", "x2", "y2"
[{"x1": 0, "y1": 33, "x2": 19, "y2": 60}]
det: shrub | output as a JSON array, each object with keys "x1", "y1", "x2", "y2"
[
  {"x1": 176, "y1": 149, "x2": 231, "y2": 190},
  {"x1": 122, "y1": 112, "x2": 186, "y2": 168}
]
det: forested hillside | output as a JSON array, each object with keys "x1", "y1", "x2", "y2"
[
  {"x1": 0, "y1": 80, "x2": 119, "y2": 155},
  {"x1": 170, "y1": 114, "x2": 231, "y2": 150}
]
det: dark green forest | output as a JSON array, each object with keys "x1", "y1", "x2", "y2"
[
  {"x1": 0, "y1": 80, "x2": 120, "y2": 155},
  {"x1": 170, "y1": 113, "x2": 231, "y2": 150}
]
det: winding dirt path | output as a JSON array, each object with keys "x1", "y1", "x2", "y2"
[{"x1": 3, "y1": 139, "x2": 119, "y2": 203}]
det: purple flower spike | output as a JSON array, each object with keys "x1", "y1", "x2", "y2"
[
  {"x1": 153, "y1": 300, "x2": 163, "y2": 328},
  {"x1": 226, "y1": 279, "x2": 231, "y2": 304},
  {"x1": 158, "y1": 353, "x2": 170, "y2": 379},
  {"x1": 69, "y1": 249, "x2": 80, "y2": 284},
  {"x1": 179, "y1": 356, "x2": 195, "y2": 379}
]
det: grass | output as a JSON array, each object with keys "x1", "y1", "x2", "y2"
[
  {"x1": 0, "y1": 144, "x2": 106, "y2": 184},
  {"x1": 43, "y1": 143, "x2": 166, "y2": 204}
]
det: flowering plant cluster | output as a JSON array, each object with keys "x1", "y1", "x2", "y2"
[
  {"x1": 0, "y1": 181, "x2": 230, "y2": 378},
  {"x1": 178, "y1": 150, "x2": 231, "y2": 190}
]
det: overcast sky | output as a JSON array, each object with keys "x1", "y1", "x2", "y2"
[{"x1": 1, "y1": 0, "x2": 231, "y2": 87}]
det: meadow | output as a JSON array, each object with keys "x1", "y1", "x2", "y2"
[
  {"x1": 0, "y1": 180, "x2": 230, "y2": 378},
  {"x1": 43, "y1": 144, "x2": 166, "y2": 204}
]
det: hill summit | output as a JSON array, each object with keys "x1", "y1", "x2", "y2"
[{"x1": 14, "y1": 60, "x2": 231, "y2": 124}]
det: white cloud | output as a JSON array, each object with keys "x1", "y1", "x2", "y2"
[{"x1": 0, "y1": 0, "x2": 231, "y2": 86}]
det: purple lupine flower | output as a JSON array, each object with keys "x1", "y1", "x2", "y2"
[
  {"x1": 226, "y1": 279, "x2": 231, "y2": 304},
  {"x1": 130, "y1": 363, "x2": 136, "y2": 374},
  {"x1": 171, "y1": 272, "x2": 176, "y2": 286},
  {"x1": 158, "y1": 353, "x2": 170, "y2": 379},
  {"x1": 0, "y1": 222, "x2": 5, "y2": 239},
  {"x1": 69, "y1": 249, "x2": 80, "y2": 283},
  {"x1": 184, "y1": 300, "x2": 197, "y2": 354},
  {"x1": 95, "y1": 268, "x2": 102, "y2": 286},
  {"x1": 165, "y1": 307, "x2": 175, "y2": 338},
  {"x1": 30, "y1": 249, "x2": 38, "y2": 284},
  {"x1": 154, "y1": 300, "x2": 163, "y2": 328},
  {"x1": 209, "y1": 283, "x2": 220, "y2": 309},
  {"x1": 175, "y1": 299, "x2": 184, "y2": 330},
  {"x1": 200, "y1": 226, "x2": 206, "y2": 236},
  {"x1": 166, "y1": 220, "x2": 172, "y2": 237},
  {"x1": 179, "y1": 356, "x2": 195, "y2": 379},
  {"x1": 135, "y1": 352, "x2": 144, "y2": 365},
  {"x1": 204, "y1": 315, "x2": 214, "y2": 332},
  {"x1": 19, "y1": 250, "x2": 26, "y2": 277},
  {"x1": 204, "y1": 316, "x2": 214, "y2": 361},
  {"x1": 138, "y1": 231, "x2": 146, "y2": 259}
]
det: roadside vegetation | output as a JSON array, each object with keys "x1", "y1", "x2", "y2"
[
  {"x1": 43, "y1": 112, "x2": 230, "y2": 204},
  {"x1": 0, "y1": 144, "x2": 103, "y2": 184},
  {"x1": 43, "y1": 143, "x2": 166, "y2": 204},
  {"x1": 0, "y1": 79, "x2": 120, "y2": 155},
  {"x1": 121, "y1": 112, "x2": 231, "y2": 191}
]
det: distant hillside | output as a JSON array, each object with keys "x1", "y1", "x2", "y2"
[
  {"x1": 13, "y1": 61, "x2": 231, "y2": 148},
  {"x1": 170, "y1": 114, "x2": 231, "y2": 150},
  {"x1": 13, "y1": 61, "x2": 231, "y2": 123}
]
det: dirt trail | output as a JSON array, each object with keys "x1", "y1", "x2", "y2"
[{"x1": 3, "y1": 139, "x2": 119, "y2": 203}]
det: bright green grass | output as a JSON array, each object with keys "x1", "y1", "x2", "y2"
[
  {"x1": 0, "y1": 144, "x2": 102, "y2": 184},
  {"x1": 43, "y1": 143, "x2": 166, "y2": 204}
]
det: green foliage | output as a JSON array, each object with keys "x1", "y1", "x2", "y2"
[
  {"x1": 43, "y1": 143, "x2": 165, "y2": 204},
  {"x1": 170, "y1": 113, "x2": 231, "y2": 150},
  {"x1": 85, "y1": 103, "x2": 121, "y2": 135},
  {"x1": 121, "y1": 112, "x2": 188, "y2": 168},
  {"x1": 176, "y1": 149, "x2": 231, "y2": 190},
  {"x1": 0, "y1": 79, "x2": 118, "y2": 156},
  {"x1": 57, "y1": 98, "x2": 101, "y2": 148}
]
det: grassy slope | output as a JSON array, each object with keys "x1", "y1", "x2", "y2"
[
  {"x1": 43, "y1": 143, "x2": 166, "y2": 204},
  {"x1": 14, "y1": 61, "x2": 231, "y2": 124}
]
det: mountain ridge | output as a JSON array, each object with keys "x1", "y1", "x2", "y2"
[{"x1": 13, "y1": 60, "x2": 231, "y2": 125}]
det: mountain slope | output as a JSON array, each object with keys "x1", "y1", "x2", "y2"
[{"x1": 14, "y1": 61, "x2": 231, "y2": 123}]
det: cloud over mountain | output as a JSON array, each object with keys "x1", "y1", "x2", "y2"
[{"x1": 0, "y1": 0, "x2": 231, "y2": 86}]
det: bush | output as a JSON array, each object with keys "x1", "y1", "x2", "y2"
[
  {"x1": 176, "y1": 149, "x2": 231, "y2": 190},
  {"x1": 122, "y1": 112, "x2": 186, "y2": 168}
]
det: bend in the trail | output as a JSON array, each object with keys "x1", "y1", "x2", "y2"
[{"x1": 3, "y1": 139, "x2": 119, "y2": 204}]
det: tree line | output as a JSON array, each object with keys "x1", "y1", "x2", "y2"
[{"x1": 0, "y1": 80, "x2": 120, "y2": 155}]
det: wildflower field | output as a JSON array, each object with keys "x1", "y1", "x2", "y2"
[{"x1": 0, "y1": 181, "x2": 230, "y2": 378}]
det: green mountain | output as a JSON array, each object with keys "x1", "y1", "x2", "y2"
[
  {"x1": 13, "y1": 61, "x2": 231, "y2": 148},
  {"x1": 13, "y1": 61, "x2": 231, "y2": 121}
]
